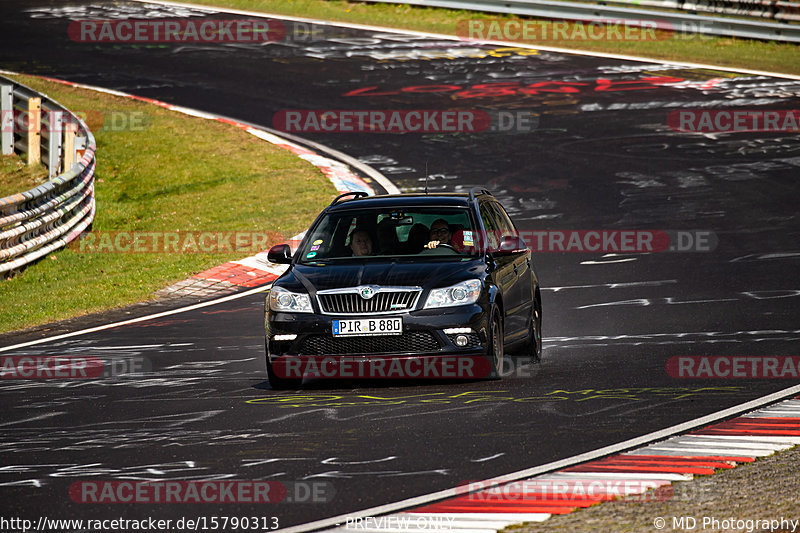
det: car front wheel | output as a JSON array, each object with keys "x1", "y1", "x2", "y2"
[
  {"x1": 486, "y1": 307, "x2": 504, "y2": 379},
  {"x1": 523, "y1": 306, "x2": 542, "y2": 363}
]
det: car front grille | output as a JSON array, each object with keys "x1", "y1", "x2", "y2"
[
  {"x1": 298, "y1": 332, "x2": 441, "y2": 355},
  {"x1": 317, "y1": 288, "x2": 420, "y2": 315}
]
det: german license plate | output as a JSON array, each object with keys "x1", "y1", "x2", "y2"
[{"x1": 332, "y1": 317, "x2": 402, "y2": 336}]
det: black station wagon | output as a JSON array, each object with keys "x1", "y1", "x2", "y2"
[{"x1": 264, "y1": 188, "x2": 541, "y2": 389}]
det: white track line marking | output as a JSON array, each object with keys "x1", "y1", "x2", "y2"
[
  {"x1": 0, "y1": 285, "x2": 271, "y2": 353},
  {"x1": 670, "y1": 439, "x2": 792, "y2": 450},
  {"x1": 525, "y1": 476, "x2": 672, "y2": 485},
  {"x1": 539, "y1": 472, "x2": 693, "y2": 481},
  {"x1": 678, "y1": 435, "x2": 800, "y2": 444},
  {"x1": 631, "y1": 447, "x2": 774, "y2": 457}
]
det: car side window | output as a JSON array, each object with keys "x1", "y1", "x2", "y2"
[
  {"x1": 489, "y1": 202, "x2": 515, "y2": 239},
  {"x1": 479, "y1": 203, "x2": 499, "y2": 251}
]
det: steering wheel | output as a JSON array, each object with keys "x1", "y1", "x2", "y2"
[{"x1": 436, "y1": 243, "x2": 456, "y2": 250}]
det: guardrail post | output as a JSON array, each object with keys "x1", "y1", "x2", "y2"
[
  {"x1": 63, "y1": 120, "x2": 76, "y2": 172},
  {"x1": 1, "y1": 85, "x2": 12, "y2": 155},
  {"x1": 75, "y1": 134, "x2": 87, "y2": 162},
  {"x1": 27, "y1": 96, "x2": 41, "y2": 165},
  {"x1": 47, "y1": 111, "x2": 63, "y2": 178}
]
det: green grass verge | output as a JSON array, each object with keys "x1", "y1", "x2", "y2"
[
  {"x1": 0, "y1": 74, "x2": 335, "y2": 334},
  {"x1": 183, "y1": 0, "x2": 799, "y2": 76},
  {"x1": 0, "y1": 155, "x2": 49, "y2": 198}
]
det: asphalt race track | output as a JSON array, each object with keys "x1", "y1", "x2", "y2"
[{"x1": 1, "y1": 0, "x2": 799, "y2": 529}]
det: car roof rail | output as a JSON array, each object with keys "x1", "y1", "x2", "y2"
[
  {"x1": 469, "y1": 187, "x2": 492, "y2": 202},
  {"x1": 329, "y1": 191, "x2": 369, "y2": 206}
]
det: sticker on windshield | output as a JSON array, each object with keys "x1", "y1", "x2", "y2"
[
  {"x1": 306, "y1": 252, "x2": 317, "y2": 258},
  {"x1": 313, "y1": 239, "x2": 323, "y2": 245},
  {"x1": 311, "y1": 245, "x2": 320, "y2": 251}
]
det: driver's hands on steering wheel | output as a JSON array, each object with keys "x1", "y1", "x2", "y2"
[{"x1": 424, "y1": 241, "x2": 457, "y2": 251}]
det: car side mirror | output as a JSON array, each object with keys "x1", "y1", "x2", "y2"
[
  {"x1": 496, "y1": 235, "x2": 527, "y2": 255},
  {"x1": 267, "y1": 244, "x2": 292, "y2": 264}
]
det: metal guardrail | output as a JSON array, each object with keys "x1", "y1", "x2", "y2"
[
  {"x1": 366, "y1": 0, "x2": 800, "y2": 42},
  {"x1": 611, "y1": 0, "x2": 800, "y2": 24},
  {"x1": 0, "y1": 75, "x2": 96, "y2": 276}
]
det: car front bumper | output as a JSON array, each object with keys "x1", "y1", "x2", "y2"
[{"x1": 266, "y1": 304, "x2": 491, "y2": 378}]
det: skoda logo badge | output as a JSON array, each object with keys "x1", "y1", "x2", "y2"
[{"x1": 359, "y1": 287, "x2": 375, "y2": 300}]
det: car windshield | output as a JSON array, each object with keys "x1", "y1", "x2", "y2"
[{"x1": 297, "y1": 206, "x2": 479, "y2": 263}]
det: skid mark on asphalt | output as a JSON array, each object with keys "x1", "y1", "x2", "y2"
[{"x1": 246, "y1": 387, "x2": 745, "y2": 408}]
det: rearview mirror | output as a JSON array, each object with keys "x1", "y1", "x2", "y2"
[{"x1": 267, "y1": 244, "x2": 292, "y2": 264}]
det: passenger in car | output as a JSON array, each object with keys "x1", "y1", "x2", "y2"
[
  {"x1": 349, "y1": 228, "x2": 374, "y2": 256},
  {"x1": 403, "y1": 223, "x2": 430, "y2": 254},
  {"x1": 376, "y1": 219, "x2": 400, "y2": 255}
]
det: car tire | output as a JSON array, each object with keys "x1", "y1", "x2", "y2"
[
  {"x1": 486, "y1": 307, "x2": 504, "y2": 380},
  {"x1": 522, "y1": 306, "x2": 542, "y2": 364},
  {"x1": 265, "y1": 343, "x2": 303, "y2": 390}
]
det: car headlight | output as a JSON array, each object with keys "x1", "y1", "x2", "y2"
[
  {"x1": 269, "y1": 286, "x2": 313, "y2": 313},
  {"x1": 424, "y1": 279, "x2": 482, "y2": 309}
]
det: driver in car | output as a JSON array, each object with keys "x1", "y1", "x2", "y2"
[{"x1": 424, "y1": 219, "x2": 452, "y2": 249}]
